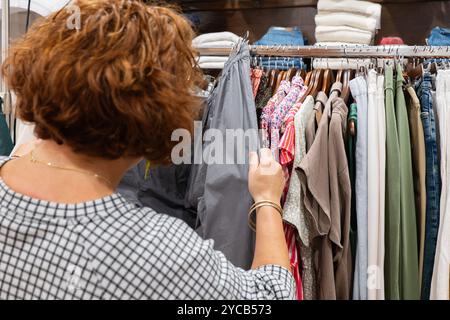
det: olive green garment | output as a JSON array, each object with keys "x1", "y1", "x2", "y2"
[
  {"x1": 384, "y1": 65, "x2": 401, "y2": 300},
  {"x1": 395, "y1": 63, "x2": 420, "y2": 300}
]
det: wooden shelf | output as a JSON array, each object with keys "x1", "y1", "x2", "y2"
[
  {"x1": 172, "y1": 0, "x2": 436, "y2": 11},
  {"x1": 173, "y1": 0, "x2": 318, "y2": 11}
]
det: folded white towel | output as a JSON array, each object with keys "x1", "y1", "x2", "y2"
[
  {"x1": 194, "y1": 41, "x2": 237, "y2": 48},
  {"x1": 318, "y1": 0, "x2": 381, "y2": 27},
  {"x1": 313, "y1": 57, "x2": 372, "y2": 70},
  {"x1": 315, "y1": 12, "x2": 378, "y2": 32},
  {"x1": 193, "y1": 32, "x2": 240, "y2": 46},
  {"x1": 198, "y1": 62, "x2": 227, "y2": 69},
  {"x1": 197, "y1": 56, "x2": 229, "y2": 69},
  {"x1": 197, "y1": 56, "x2": 229, "y2": 63},
  {"x1": 316, "y1": 25, "x2": 373, "y2": 36},
  {"x1": 316, "y1": 26, "x2": 374, "y2": 44}
]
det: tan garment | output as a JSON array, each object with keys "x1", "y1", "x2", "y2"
[
  {"x1": 405, "y1": 85, "x2": 426, "y2": 287},
  {"x1": 305, "y1": 91, "x2": 328, "y2": 152},
  {"x1": 284, "y1": 96, "x2": 317, "y2": 299},
  {"x1": 299, "y1": 83, "x2": 343, "y2": 300},
  {"x1": 329, "y1": 97, "x2": 352, "y2": 300}
]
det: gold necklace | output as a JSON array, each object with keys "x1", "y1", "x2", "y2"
[{"x1": 30, "y1": 149, "x2": 114, "y2": 189}]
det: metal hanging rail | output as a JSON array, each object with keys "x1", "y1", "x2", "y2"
[{"x1": 195, "y1": 45, "x2": 450, "y2": 58}]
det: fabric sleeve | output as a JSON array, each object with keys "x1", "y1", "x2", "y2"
[
  {"x1": 157, "y1": 216, "x2": 296, "y2": 300},
  {"x1": 90, "y1": 209, "x2": 295, "y2": 300}
]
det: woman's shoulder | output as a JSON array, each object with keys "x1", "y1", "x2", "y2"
[
  {"x1": 93, "y1": 201, "x2": 193, "y2": 239},
  {"x1": 82, "y1": 204, "x2": 205, "y2": 298},
  {"x1": 0, "y1": 156, "x2": 11, "y2": 167},
  {"x1": 85, "y1": 200, "x2": 200, "y2": 256}
]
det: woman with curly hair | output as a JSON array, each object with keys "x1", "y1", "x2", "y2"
[{"x1": 0, "y1": 0, "x2": 293, "y2": 299}]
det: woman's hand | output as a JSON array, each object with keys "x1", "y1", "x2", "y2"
[
  {"x1": 248, "y1": 148, "x2": 290, "y2": 271},
  {"x1": 248, "y1": 148, "x2": 285, "y2": 204}
]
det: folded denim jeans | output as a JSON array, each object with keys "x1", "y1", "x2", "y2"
[
  {"x1": 254, "y1": 27, "x2": 306, "y2": 69},
  {"x1": 428, "y1": 27, "x2": 450, "y2": 46},
  {"x1": 259, "y1": 57, "x2": 306, "y2": 70},
  {"x1": 254, "y1": 26, "x2": 305, "y2": 46}
]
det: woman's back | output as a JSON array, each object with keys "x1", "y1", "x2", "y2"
[
  {"x1": 0, "y1": 0, "x2": 293, "y2": 300},
  {"x1": 0, "y1": 156, "x2": 294, "y2": 300}
]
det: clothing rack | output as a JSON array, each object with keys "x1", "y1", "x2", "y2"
[{"x1": 196, "y1": 45, "x2": 450, "y2": 58}]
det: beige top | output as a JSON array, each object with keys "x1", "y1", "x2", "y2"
[
  {"x1": 305, "y1": 91, "x2": 328, "y2": 152},
  {"x1": 329, "y1": 97, "x2": 352, "y2": 300},
  {"x1": 298, "y1": 82, "x2": 343, "y2": 300}
]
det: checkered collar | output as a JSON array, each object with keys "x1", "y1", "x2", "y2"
[{"x1": 0, "y1": 156, "x2": 134, "y2": 221}]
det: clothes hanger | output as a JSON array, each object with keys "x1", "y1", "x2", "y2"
[
  {"x1": 311, "y1": 69, "x2": 324, "y2": 98},
  {"x1": 285, "y1": 68, "x2": 297, "y2": 82},
  {"x1": 268, "y1": 56, "x2": 280, "y2": 91},
  {"x1": 299, "y1": 68, "x2": 318, "y2": 103},
  {"x1": 280, "y1": 59, "x2": 289, "y2": 81},
  {"x1": 348, "y1": 111, "x2": 356, "y2": 137},
  {"x1": 300, "y1": 69, "x2": 307, "y2": 80},
  {"x1": 342, "y1": 59, "x2": 356, "y2": 136},
  {"x1": 274, "y1": 58, "x2": 286, "y2": 92},
  {"x1": 269, "y1": 69, "x2": 279, "y2": 91},
  {"x1": 336, "y1": 69, "x2": 343, "y2": 83},
  {"x1": 272, "y1": 57, "x2": 286, "y2": 91},
  {"x1": 290, "y1": 58, "x2": 299, "y2": 81},
  {"x1": 275, "y1": 70, "x2": 286, "y2": 92},
  {"x1": 282, "y1": 59, "x2": 296, "y2": 81},
  {"x1": 312, "y1": 69, "x2": 325, "y2": 122},
  {"x1": 299, "y1": 68, "x2": 322, "y2": 114},
  {"x1": 266, "y1": 56, "x2": 274, "y2": 85},
  {"x1": 321, "y1": 68, "x2": 332, "y2": 94},
  {"x1": 312, "y1": 69, "x2": 325, "y2": 123},
  {"x1": 295, "y1": 58, "x2": 305, "y2": 79},
  {"x1": 340, "y1": 57, "x2": 353, "y2": 103},
  {"x1": 282, "y1": 58, "x2": 289, "y2": 80},
  {"x1": 304, "y1": 70, "x2": 313, "y2": 86},
  {"x1": 341, "y1": 69, "x2": 351, "y2": 103}
]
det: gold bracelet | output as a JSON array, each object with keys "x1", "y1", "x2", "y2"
[{"x1": 248, "y1": 200, "x2": 283, "y2": 232}]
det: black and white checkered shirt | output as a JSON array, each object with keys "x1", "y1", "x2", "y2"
[{"x1": 0, "y1": 157, "x2": 295, "y2": 300}]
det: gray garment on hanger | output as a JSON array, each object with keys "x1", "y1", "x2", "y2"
[
  {"x1": 186, "y1": 41, "x2": 258, "y2": 270},
  {"x1": 118, "y1": 161, "x2": 197, "y2": 229},
  {"x1": 119, "y1": 42, "x2": 257, "y2": 269}
]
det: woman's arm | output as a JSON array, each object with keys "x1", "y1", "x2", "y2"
[{"x1": 248, "y1": 148, "x2": 291, "y2": 271}]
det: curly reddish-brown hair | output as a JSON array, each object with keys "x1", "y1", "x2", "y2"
[{"x1": 2, "y1": 0, "x2": 203, "y2": 164}]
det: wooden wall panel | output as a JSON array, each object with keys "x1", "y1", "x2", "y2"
[
  {"x1": 188, "y1": 7, "x2": 317, "y2": 43},
  {"x1": 379, "y1": 1, "x2": 450, "y2": 44},
  {"x1": 176, "y1": 0, "x2": 450, "y2": 45},
  {"x1": 176, "y1": 0, "x2": 434, "y2": 11},
  {"x1": 178, "y1": 0, "x2": 317, "y2": 10}
]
